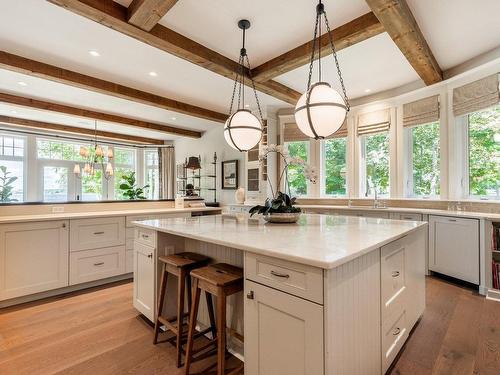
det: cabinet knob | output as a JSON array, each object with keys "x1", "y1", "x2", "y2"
[
  {"x1": 147, "y1": 253, "x2": 153, "y2": 258},
  {"x1": 393, "y1": 327, "x2": 401, "y2": 336},
  {"x1": 62, "y1": 223, "x2": 66, "y2": 228},
  {"x1": 246, "y1": 291, "x2": 254, "y2": 300},
  {"x1": 392, "y1": 271, "x2": 400, "y2": 278}
]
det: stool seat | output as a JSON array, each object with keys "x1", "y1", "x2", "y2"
[
  {"x1": 190, "y1": 263, "x2": 243, "y2": 287},
  {"x1": 159, "y1": 252, "x2": 210, "y2": 269}
]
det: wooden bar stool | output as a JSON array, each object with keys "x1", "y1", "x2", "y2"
[
  {"x1": 184, "y1": 263, "x2": 244, "y2": 375},
  {"x1": 153, "y1": 252, "x2": 211, "y2": 368}
]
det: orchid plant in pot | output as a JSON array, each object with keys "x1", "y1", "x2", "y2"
[{"x1": 249, "y1": 144, "x2": 317, "y2": 223}]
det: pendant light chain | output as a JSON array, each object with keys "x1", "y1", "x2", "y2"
[
  {"x1": 306, "y1": 11, "x2": 320, "y2": 92},
  {"x1": 245, "y1": 54, "x2": 264, "y2": 123},
  {"x1": 323, "y1": 11, "x2": 350, "y2": 111}
]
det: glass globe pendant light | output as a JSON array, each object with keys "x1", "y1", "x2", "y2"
[
  {"x1": 295, "y1": 0, "x2": 350, "y2": 139},
  {"x1": 224, "y1": 19, "x2": 263, "y2": 152}
]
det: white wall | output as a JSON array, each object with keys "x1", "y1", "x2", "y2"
[{"x1": 174, "y1": 126, "x2": 245, "y2": 205}]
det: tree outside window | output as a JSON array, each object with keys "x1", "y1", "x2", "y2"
[
  {"x1": 284, "y1": 141, "x2": 308, "y2": 197},
  {"x1": 364, "y1": 133, "x2": 389, "y2": 197},
  {"x1": 323, "y1": 138, "x2": 347, "y2": 196},
  {"x1": 468, "y1": 104, "x2": 500, "y2": 198}
]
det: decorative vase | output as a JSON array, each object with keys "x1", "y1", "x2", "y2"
[
  {"x1": 264, "y1": 212, "x2": 301, "y2": 224},
  {"x1": 235, "y1": 187, "x2": 245, "y2": 204}
]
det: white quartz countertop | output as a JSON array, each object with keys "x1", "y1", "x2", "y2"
[
  {"x1": 0, "y1": 207, "x2": 222, "y2": 224},
  {"x1": 133, "y1": 214, "x2": 428, "y2": 269},
  {"x1": 297, "y1": 204, "x2": 500, "y2": 220}
]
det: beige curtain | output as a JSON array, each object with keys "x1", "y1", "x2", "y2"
[
  {"x1": 158, "y1": 147, "x2": 175, "y2": 199},
  {"x1": 453, "y1": 74, "x2": 500, "y2": 117},
  {"x1": 283, "y1": 120, "x2": 348, "y2": 142},
  {"x1": 357, "y1": 109, "x2": 390, "y2": 136},
  {"x1": 403, "y1": 95, "x2": 440, "y2": 127}
]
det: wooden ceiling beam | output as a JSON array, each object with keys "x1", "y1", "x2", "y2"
[
  {"x1": 251, "y1": 12, "x2": 385, "y2": 82},
  {"x1": 47, "y1": 0, "x2": 301, "y2": 104},
  {"x1": 0, "y1": 50, "x2": 225, "y2": 124},
  {"x1": 0, "y1": 115, "x2": 164, "y2": 144},
  {"x1": 364, "y1": 0, "x2": 442, "y2": 85},
  {"x1": 127, "y1": 0, "x2": 178, "y2": 31},
  {"x1": 0, "y1": 92, "x2": 202, "y2": 138}
]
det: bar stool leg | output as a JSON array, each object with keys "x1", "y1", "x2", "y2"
[
  {"x1": 186, "y1": 273, "x2": 192, "y2": 316},
  {"x1": 176, "y1": 268, "x2": 186, "y2": 367},
  {"x1": 205, "y1": 293, "x2": 217, "y2": 339},
  {"x1": 216, "y1": 290, "x2": 227, "y2": 375},
  {"x1": 184, "y1": 278, "x2": 201, "y2": 375},
  {"x1": 153, "y1": 263, "x2": 168, "y2": 344}
]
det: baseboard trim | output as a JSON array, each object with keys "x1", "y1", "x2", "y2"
[{"x1": 0, "y1": 273, "x2": 133, "y2": 309}]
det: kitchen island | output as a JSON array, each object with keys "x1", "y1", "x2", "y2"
[{"x1": 133, "y1": 213, "x2": 427, "y2": 375}]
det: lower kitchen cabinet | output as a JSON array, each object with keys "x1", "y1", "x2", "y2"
[
  {"x1": 69, "y1": 245, "x2": 125, "y2": 285},
  {"x1": 0, "y1": 220, "x2": 69, "y2": 300},
  {"x1": 133, "y1": 241, "x2": 156, "y2": 321},
  {"x1": 244, "y1": 280, "x2": 324, "y2": 375},
  {"x1": 429, "y1": 215, "x2": 479, "y2": 284}
]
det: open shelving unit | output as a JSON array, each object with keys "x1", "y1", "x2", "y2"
[
  {"x1": 490, "y1": 222, "x2": 500, "y2": 292},
  {"x1": 176, "y1": 154, "x2": 218, "y2": 205}
]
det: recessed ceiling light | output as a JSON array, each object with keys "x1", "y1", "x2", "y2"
[
  {"x1": 171, "y1": 117, "x2": 177, "y2": 120},
  {"x1": 89, "y1": 50, "x2": 100, "y2": 57},
  {"x1": 364, "y1": 88, "x2": 371, "y2": 93},
  {"x1": 149, "y1": 71, "x2": 158, "y2": 77},
  {"x1": 17, "y1": 81, "x2": 28, "y2": 86}
]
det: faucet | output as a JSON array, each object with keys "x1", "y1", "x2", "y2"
[{"x1": 366, "y1": 181, "x2": 380, "y2": 208}]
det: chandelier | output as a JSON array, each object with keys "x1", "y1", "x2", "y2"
[
  {"x1": 73, "y1": 120, "x2": 114, "y2": 180},
  {"x1": 294, "y1": 0, "x2": 350, "y2": 139},
  {"x1": 224, "y1": 19, "x2": 263, "y2": 152}
]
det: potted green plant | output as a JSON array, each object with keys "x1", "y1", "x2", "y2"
[
  {"x1": 119, "y1": 171, "x2": 149, "y2": 200},
  {"x1": 249, "y1": 145, "x2": 317, "y2": 223},
  {"x1": 0, "y1": 166, "x2": 18, "y2": 203}
]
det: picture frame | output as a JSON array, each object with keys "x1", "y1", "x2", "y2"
[{"x1": 221, "y1": 160, "x2": 239, "y2": 190}]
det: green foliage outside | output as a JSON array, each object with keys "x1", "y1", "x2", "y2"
[
  {"x1": 365, "y1": 133, "x2": 390, "y2": 196},
  {"x1": 411, "y1": 122, "x2": 440, "y2": 196},
  {"x1": 324, "y1": 138, "x2": 347, "y2": 196},
  {"x1": 469, "y1": 105, "x2": 500, "y2": 197},
  {"x1": 286, "y1": 142, "x2": 308, "y2": 196},
  {"x1": 0, "y1": 166, "x2": 18, "y2": 202},
  {"x1": 81, "y1": 170, "x2": 103, "y2": 200},
  {"x1": 119, "y1": 171, "x2": 149, "y2": 200}
]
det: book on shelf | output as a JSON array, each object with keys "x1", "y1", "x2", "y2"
[{"x1": 493, "y1": 260, "x2": 500, "y2": 290}]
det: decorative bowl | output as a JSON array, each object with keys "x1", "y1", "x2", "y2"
[{"x1": 263, "y1": 212, "x2": 301, "y2": 224}]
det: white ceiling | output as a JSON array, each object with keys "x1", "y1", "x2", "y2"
[{"x1": 0, "y1": 0, "x2": 499, "y2": 141}]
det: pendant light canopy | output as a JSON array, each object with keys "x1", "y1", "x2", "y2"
[
  {"x1": 224, "y1": 19, "x2": 263, "y2": 152},
  {"x1": 294, "y1": 0, "x2": 350, "y2": 139}
]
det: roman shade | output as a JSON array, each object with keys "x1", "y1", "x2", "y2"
[
  {"x1": 453, "y1": 74, "x2": 500, "y2": 116},
  {"x1": 283, "y1": 120, "x2": 348, "y2": 142},
  {"x1": 357, "y1": 109, "x2": 390, "y2": 136},
  {"x1": 403, "y1": 95, "x2": 440, "y2": 127},
  {"x1": 158, "y1": 147, "x2": 175, "y2": 199}
]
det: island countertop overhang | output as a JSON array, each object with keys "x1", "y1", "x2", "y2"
[{"x1": 133, "y1": 214, "x2": 428, "y2": 269}]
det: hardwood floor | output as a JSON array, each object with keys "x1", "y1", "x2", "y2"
[{"x1": 1, "y1": 276, "x2": 499, "y2": 374}]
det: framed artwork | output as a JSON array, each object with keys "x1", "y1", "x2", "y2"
[{"x1": 221, "y1": 160, "x2": 239, "y2": 190}]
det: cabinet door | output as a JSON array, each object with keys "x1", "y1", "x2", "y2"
[
  {"x1": 0, "y1": 220, "x2": 69, "y2": 301},
  {"x1": 429, "y1": 215, "x2": 479, "y2": 284},
  {"x1": 133, "y1": 241, "x2": 155, "y2": 321},
  {"x1": 244, "y1": 280, "x2": 324, "y2": 375}
]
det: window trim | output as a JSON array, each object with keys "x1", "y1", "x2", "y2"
[
  {"x1": 320, "y1": 137, "x2": 348, "y2": 198},
  {"x1": 359, "y1": 131, "x2": 390, "y2": 198}
]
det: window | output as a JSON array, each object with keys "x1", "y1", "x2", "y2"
[
  {"x1": 284, "y1": 141, "x2": 309, "y2": 197},
  {"x1": 362, "y1": 132, "x2": 389, "y2": 197},
  {"x1": 114, "y1": 147, "x2": 137, "y2": 200},
  {"x1": 406, "y1": 122, "x2": 440, "y2": 197},
  {"x1": 467, "y1": 104, "x2": 500, "y2": 199},
  {"x1": 322, "y1": 137, "x2": 347, "y2": 196},
  {"x1": 144, "y1": 150, "x2": 159, "y2": 200},
  {"x1": 0, "y1": 134, "x2": 25, "y2": 202}
]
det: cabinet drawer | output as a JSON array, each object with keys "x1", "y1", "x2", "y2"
[
  {"x1": 245, "y1": 253, "x2": 323, "y2": 304},
  {"x1": 382, "y1": 309, "x2": 408, "y2": 373},
  {"x1": 381, "y1": 240, "x2": 406, "y2": 320},
  {"x1": 69, "y1": 245, "x2": 125, "y2": 285},
  {"x1": 70, "y1": 217, "x2": 125, "y2": 251},
  {"x1": 126, "y1": 212, "x2": 190, "y2": 227},
  {"x1": 134, "y1": 227, "x2": 156, "y2": 247},
  {"x1": 393, "y1": 213, "x2": 422, "y2": 221}
]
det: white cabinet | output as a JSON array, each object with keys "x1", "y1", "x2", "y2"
[
  {"x1": 0, "y1": 220, "x2": 69, "y2": 301},
  {"x1": 70, "y1": 216, "x2": 125, "y2": 251},
  {"x1": 429, "y1": 215, "x2": 479, "y2": 284},
  {"x1": 133, "y1": 241, "x2": 156, "y2": 321},
  {"x1": 244, "y1": 280, "x2": 324, "y2": 375}
]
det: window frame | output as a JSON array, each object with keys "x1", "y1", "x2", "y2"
[
  {"x1": 0, "y1": 132, "x2": 27, "y2": 202},
  {"x1": 359, "y1": 131, "x2": 390, "y2": 198},
  {"x1": 320, "y1": 137, "x2": 348, "y2": 198},
  {"x1": 144, "y1": 149, "x2": 159, "y2": 200},
  {"x1": 282, "y1": 140, "x2": 311, "y2": 198}
]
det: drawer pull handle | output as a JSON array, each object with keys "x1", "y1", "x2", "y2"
[
  {"x1": 392, "y1": 271, "x2": 400, "y2": 277},
  {"x1": 448, "y1": 219, "x2": 457, "y2": 222},
  {"x1": 270, "y1": 270, "x2": 290, "y2": 279},
  {"x1": 247, "y1": 291, "x2": 254, "y2": 300},
  {"x1": 147, "y1": 253, "x2": 153, "y2": 258},
  {"x1": 94, "y1": 231, "x2": 105, "y2": 235},
  {"x1": 393, "y1": 327, "x2": 401, "y2": 336},
  {"x1": 94, "y1": 262, "x2": 104, "y2": 266},
  {"x1": 141, "y1": 234, "x2": 149, "y2": 239},
  {"x1": 403, "y1": 217, "x2": 413, "y2": 220}
]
